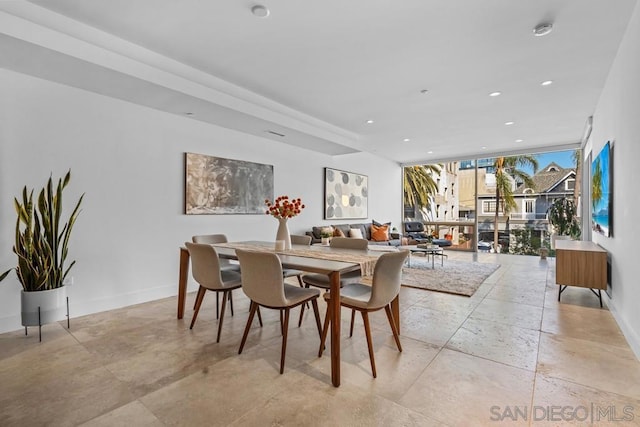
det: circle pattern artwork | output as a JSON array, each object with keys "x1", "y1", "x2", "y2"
[{"x1": 324, "y1": 168, "x2": 368, "y2": 219}]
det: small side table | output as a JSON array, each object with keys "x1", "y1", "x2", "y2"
[{"x1": 398, "y1": 245, "x2": 444, "y2": 268}]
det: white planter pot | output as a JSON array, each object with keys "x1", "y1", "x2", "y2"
[{"x1": 21, "y1": 286, "x2": 68, "y2": 327}]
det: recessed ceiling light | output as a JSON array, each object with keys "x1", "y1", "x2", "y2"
[
  {"x1": 420, "y1": 89, "x2": 429, "y2": 94},
  {"x1": 505, "y1": 121, "x2": 515, "y2": 126},
  {"x1": 251, "y1": 4, "x2": 270, "y2": 18},
  {"x1": 489, "y1": 91, "x2": 501, "y2": 97},
  {"x1": 515, "y1": 139, "x2": 524, "y2": 143},
  {"x1": 427, "y1": 151, "x2": 433, "y2": 154},
  {"x1": 183, "y1": 112, "x2": 194, "y2": 116},
  {"x1": 533, "y1": 23, "x2": 553, "y2": 37},
  {"x1": 366, "y1": 119, "x2": 374, "y2": 124},
  {"x1": 541, "y1": 80, "x2": 553, "y2": 86},
  {"x1": 481, "y1": 146, "x2": 487, "y2": 150},
  {"x1": 403, "y1": 138, "x2": 411, "y2": 142}
]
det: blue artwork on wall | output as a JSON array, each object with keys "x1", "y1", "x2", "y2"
[{"x1": 591, "y1": 141, "x2": 612, "y2": 237}]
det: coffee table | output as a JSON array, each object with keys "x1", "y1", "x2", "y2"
[{"x1": 398, "y1": 245, "x2": 444, "y2": 268}]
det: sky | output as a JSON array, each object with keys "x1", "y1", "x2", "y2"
[
  {"x1": 530, "y1": 149, "x2": 576, "y2": 174},
  {"x1": 479, "y1": 149, "x2": 577, "y2": 176}
]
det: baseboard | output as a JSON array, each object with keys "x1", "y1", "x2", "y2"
[
  {"x1": 0, "y1": 282, "x2": 199, "y2": 335},
  {"x1": 607, "y1": 296, "x2": 640, "y2": 360}
]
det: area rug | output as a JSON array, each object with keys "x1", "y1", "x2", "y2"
[{"x1": 398, "y1": 257, "x2": 500, "y2": 297}]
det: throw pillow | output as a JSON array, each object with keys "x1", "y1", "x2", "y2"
[
  {"x1": 333, "y1": 227, "x2": 345, "y2": 237},
  {"x1": 372, "y1": 219, "x2": 392, "y2": 228},
  {"x1": 349, "y1": 228, "x2": 364, "y2": 239},
  {"x1": 371, "y1": 223, "x2": 390, "y2": 241}
]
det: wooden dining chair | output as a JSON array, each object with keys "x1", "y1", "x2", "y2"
[
  {"x1": 236, "y1": 249, "x2": 322, "y2": 374},
  {"x1": 192, "y1": 234, "x2": 238, "y2": 318},
  {"x1": 185, "y1": 242, "x2": 244, "y2": 343},
  {"x1": 298, "y1": 237, "x2": 369, "y2": 326},
  {"x1": 318, "y1": 250, "x2": 409, "y2": 378}
]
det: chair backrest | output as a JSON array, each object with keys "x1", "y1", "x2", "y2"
[
  {"x1": 192, "y1": 234, "x2": 233, "y2": 267},
  {"x1": 368, "y1": 250, "x2": 409, "y2": 308},
  {"x1": 192, "y1": 234, "x2": 228, "y2": 244},
  {"x1": 404, "y1": 222, "x2": 425, "y2": 233},
  {"x1": 185, "y1": 242, "x2": 225, "y2": 290},
  {"x1": 236, "y1": 249, "x2": 287, "y2": 307},
  {"x1": 290, "y1": 234, "x2": 312, "y2": 246},
  {"x1": 330, "y1": 237, "x2": 368, "y2": 250}
]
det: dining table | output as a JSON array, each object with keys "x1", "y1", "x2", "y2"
[{"x1": 176, "y1": 241, "x2": 400, "y2": 387}]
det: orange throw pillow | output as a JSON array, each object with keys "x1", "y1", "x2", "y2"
[
  {"x1": 333, "y1": 227, "x2": 345, "y2": 237},
  {"x1": 371, "y1": 223, "x2": 389, "y2": 241}
]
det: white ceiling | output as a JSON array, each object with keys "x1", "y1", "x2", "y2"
[{"x1": 1, "y1": 0, "x2": 637, "y2": 164}]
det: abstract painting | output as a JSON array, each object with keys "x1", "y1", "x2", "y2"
[
  {"x1": 185, "y1": 152, "x2": 273, "y2": 214},
  {"x1": 591, "y1": 141, "x2": 612, "y2": 237},
  {"x1": 324, "y1": 167, "x2": 368, "y2": 219}
]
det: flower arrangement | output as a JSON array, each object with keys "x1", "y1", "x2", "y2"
[{"x1": 265, "y1": 195, "x2": 305, "y2": 219}]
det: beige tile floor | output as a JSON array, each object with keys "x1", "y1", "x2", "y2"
[{"x1": 1, "y1": 252, "x2": 639, "y2": 426}]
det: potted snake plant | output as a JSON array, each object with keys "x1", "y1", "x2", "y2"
[{"x1": 0, "y1": 170, "x2": 84, "y2": 330}]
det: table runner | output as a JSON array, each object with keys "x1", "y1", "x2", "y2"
[{"x1": 213, "y1": 242, "x2": 379, "y2": 276}]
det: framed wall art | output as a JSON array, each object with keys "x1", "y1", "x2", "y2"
[
  {"x1": 184, "y1": 152, "x2": 273, "y2": 214},
  {"x1": 324, "y1": 167, "x2": 368, "y2": 219},
  {"x1": 591, "y1": 141, "x2": 612, "y2": 237}
]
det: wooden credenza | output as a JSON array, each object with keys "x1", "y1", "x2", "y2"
[{"x1": 555, "y1": 240, "x2": 607, "y2": 306}]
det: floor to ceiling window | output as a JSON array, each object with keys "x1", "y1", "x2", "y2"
[{"x1": 403, "y1": 148, "x2": 581, "y2": 254}]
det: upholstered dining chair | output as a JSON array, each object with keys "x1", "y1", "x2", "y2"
[
  {"x1": 282, "y1": 234, "x2": 312, "y2": 286},
  {"x1": 318, "y1": 249, "x2": 409, "y2": 378},
  {"x1": 236, "y1": 249, "x2": 322, "y2": 374},
  {"x1": 298, "y1": 237, "x2": 369, "y2": 326},
  {"x1": 192, "y1": 234, "x2": 239, "y2": 319},
  {"x1": 185, "y1": 242, "x2": 243, "y2": 343}
]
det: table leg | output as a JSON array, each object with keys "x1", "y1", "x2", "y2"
[
  {"x1": 431, "y1": 251, "x2": 435, "y2": 268},
  {"x1": 391, "y1": 294, "x2": 400, "y2": 334},
  {"x1": 329, "y1": 271, "x2": 341, "y2": 387},
  {"x1": 178, "y1": 247, "x2": 190, "y2": 319}
]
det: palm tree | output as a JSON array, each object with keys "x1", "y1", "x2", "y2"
[
  {"x1": 592, "y1": 157, "x2": 603, "y2": 211},
  {"x1": 403, "y1": 164, "x2": 441, "y2": 219},
  {"x1": 492, "y1": 156, "x2": 538, "y2": 250}
]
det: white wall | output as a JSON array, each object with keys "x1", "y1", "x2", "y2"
[
  {"x1": 0, "y1": 69, "x2": 402, "y2": 333},
  {"x1": 588, "y1": 1, "x2": 640, "y2": 357}
]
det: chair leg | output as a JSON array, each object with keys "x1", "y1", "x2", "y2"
[
  {"x1": 229, "y1": 292, "x2": 234, "y2": 316},
  {"x1": 280, "y1": 311, "x2": 284, "y2": 335},
  {"x1": 349, "y1": 309, "x2": 356, "y2": 337},
  {"x1": 384, "y1": 304, "x2": 403, "y2": 352},
  {"x1": 193, "y1": 286, "x2": 205, "y2": 310},
  {"x1": 361, "y1": 311, "x2": 377, "y2": 378},
  {"x1": 216, "y1": 290, "x2": 228, "y2": 343},
  {"x1": 297, "y1": 284, "x2": 311, "y2": 327},
  {"x1": 297, "y1": 301, "x2": 306, "y2": 328},
  {"x1": 318, "y1": 303, "x2": 331, "y2": 357},
  {"x1": 311, "y1": 298, "x2": 322, "y2": 338},
  {"x1": 297, "y1": 275, "x2": 304, "y2": 287},
  {"x1": 190, "y1": 286, "x2": 206, "y2": 329},
  {"x1": 257, "y1": 306, "x2": 263, "y2": 327},
  {"x1": 216, "y1": 293, "x2": 219, "y2": 319},
  {"x1": 239, "y1": 301, "x2": 258, "y2": 354},
  {"x1": 280, "y1": 308, "x2": 290, "y2": 374}
]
